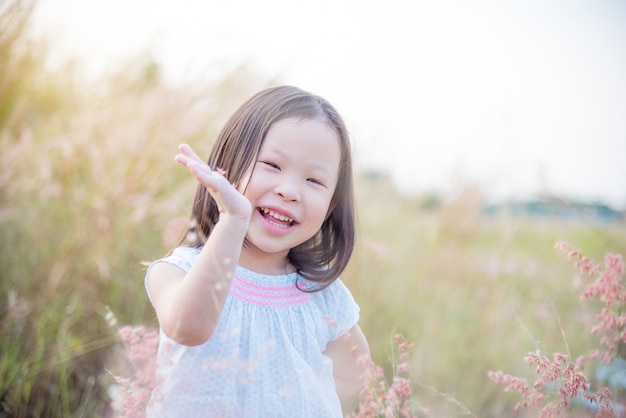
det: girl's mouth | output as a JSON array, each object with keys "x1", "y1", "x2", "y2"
[{"x1": 259, "y1": 208, "x2": 295, "y2": 228}]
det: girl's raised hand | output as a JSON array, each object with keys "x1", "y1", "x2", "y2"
[{"x1": 175, "y1": 143, "x2": 252, "y2": 222}]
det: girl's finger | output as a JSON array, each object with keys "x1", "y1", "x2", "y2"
[
  {"x1": 178, "y1": 143, "x2": 206, "y2": 165},
  {"x1": 174, "y1": 153, "x2": 191, "y2": 166},
  {"x1": 175, "y1": 144, "x2": 212, "y2": 172},
  {"x1": 187, "y1": 161, "x2": 225, "y2": 187}
]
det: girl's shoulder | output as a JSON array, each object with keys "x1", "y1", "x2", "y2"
[
  {"x1": 152, "y1": 246, "x2": 202, "y2": 272},
  {"x1": 170, "y1": 245, "x2": 202, "y2": 258},
  {"x1": 309, "y1": 278, "x2": 360, "y2": 340},
  {"x1": 312, "y1": 278, "x2": 357, "y2": 304}
]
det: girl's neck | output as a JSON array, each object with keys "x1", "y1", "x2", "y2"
[{"x1": 238, "y1": 247, "x2": 295, "y2": 276}]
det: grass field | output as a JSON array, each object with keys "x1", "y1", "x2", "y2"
[{"x1": 1, "y1": 2, "x2": 625, "y2": 416}]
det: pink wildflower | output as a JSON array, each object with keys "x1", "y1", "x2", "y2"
[
  {"x1": 491, "y1": 243, "x2": 625, "y2": 416},
  {"x1": 396, "y1": 362, "x2": 410, "y2": 374},
  {"x1": 398, "y1": 341, "x2": 415, "y2": 352},
  {"x1": 349, "y1": 334, "x2": 418, "y2": 418},
  {"x1": 114, "y1": 325, "x2": 161, "y2": 418}
]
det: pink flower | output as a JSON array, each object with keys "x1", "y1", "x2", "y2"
[
  {"x1": 349, "y1": 334, "x2": 419, "y2": 417},
  {"x1": 491, "y1": 243, "x2": 625, "y2": 416},
  {"x1": 396, "y1": 362, "x2": 410, "y2": 374},
  {"x1": 397, "y1": 341, "x2": 414, "y2": 352},
  {"x1": 114, "y1": 325, "x2": 161, "y2": 418}
]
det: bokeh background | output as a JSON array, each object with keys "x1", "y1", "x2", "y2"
[
  {"x1": 1, "y1": 0, "x2": 625, "y2": 416},
  {"x1": 31, "y1": 0, "x2": 626, "y2": 208}
]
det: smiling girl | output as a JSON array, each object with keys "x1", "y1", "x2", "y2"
[{"x1": 145, "y1": 85, "x2": 370, "y2": 417}]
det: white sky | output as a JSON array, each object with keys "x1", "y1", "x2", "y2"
[{"x1": 32, "y1": 0, "x2": 626, "y2": 208}]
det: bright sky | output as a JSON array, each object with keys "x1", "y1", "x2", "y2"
[{"x1": 32, "y1": 0, "x2": 626, "y2": 208}]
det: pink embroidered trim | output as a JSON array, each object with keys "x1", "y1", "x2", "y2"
[{"x1": 229, "y1": 275, "x2": 311, "y2": 307}]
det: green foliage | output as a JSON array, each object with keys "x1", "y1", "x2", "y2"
[{"x1": 0, "y1": 0, "x2": 68, "y2": 133}]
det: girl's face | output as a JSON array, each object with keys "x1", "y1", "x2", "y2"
[{"x1": 238, "y1": 117, "x2": 341, "y2": 272}]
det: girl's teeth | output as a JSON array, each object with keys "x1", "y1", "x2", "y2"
[{"x1": 261, "y1": 208, "x2": 293, "y2": 223}]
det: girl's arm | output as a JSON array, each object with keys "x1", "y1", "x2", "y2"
[
  {"x1": 146, "y1": 144, "x2": 252, "y2": 346},
  {"x1": 324, "y1": 324, "x2": 371, "y2": 403}
]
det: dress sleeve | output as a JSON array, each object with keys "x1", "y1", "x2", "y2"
[
  {"x1": 144, "y1": 246, "x2": 199, "y2": 306},
  {"x1": 323, "y1": 278, "x2": 361, "y2": 341}
]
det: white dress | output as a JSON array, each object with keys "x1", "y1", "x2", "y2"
[{"x1": 145, "y1": 246, "x2": 360, "y2": 417}]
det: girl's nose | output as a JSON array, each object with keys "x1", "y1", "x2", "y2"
[{"x1": 275, "y1": 181, "x2": 301, "y2": 202}]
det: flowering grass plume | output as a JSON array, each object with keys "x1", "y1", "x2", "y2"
[
  {"x1": 349, "y1": 333, "x2": 423, "y2": 418},
  {"x1": 488, "y1": 242, "x2": 626, "y2": 417},
  {"x1": 556, "y1": 242, "x2": 626, "y2": 365},
  {"x1": 113, "y1": 325, "x2": 160, "y2": 418}
]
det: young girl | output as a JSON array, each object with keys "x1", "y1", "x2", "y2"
[{"x1": 145, "y1": 85, "x2": 370, "y2": 417}]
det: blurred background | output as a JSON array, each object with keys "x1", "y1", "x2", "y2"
[
  {"x1": 1, "y1": 0, "x2": 625, "y2": 416},
  {"x1": 31, "y1": 0, "x2": 626, "y2": 209}
]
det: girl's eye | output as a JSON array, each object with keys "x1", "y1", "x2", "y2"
[
  {"x1": 307, "y1": 178, "x2": 326, "y2": 187},
  {"x1": 262, "y1": 161, "x2": 280, "y2": 170}
]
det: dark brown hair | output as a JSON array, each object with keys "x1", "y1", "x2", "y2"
[{"x1": 181, "y1": 85, "x2": 355, "y2": 291}]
